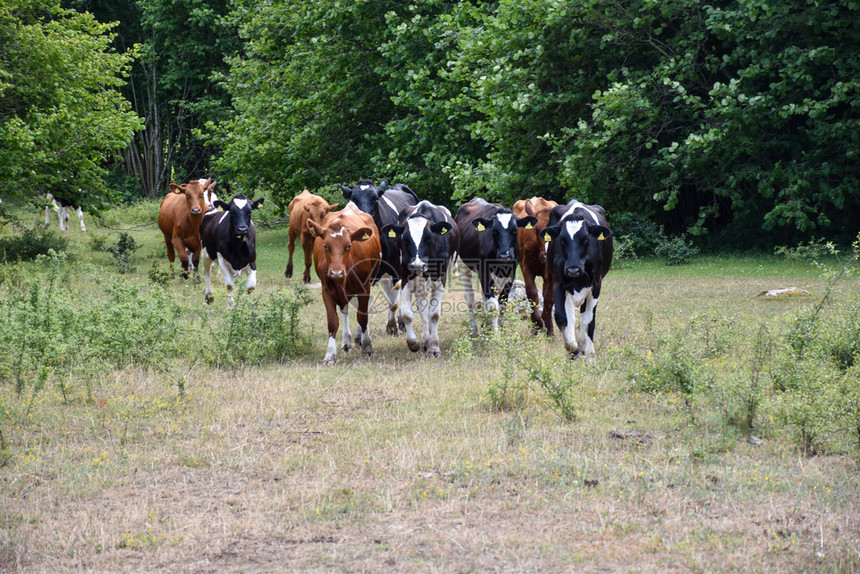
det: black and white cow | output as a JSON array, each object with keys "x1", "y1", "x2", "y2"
[
  {"x1": 542, "y1": 200, "x2": 613, "y2": 357},
  {"x1": 455, "y1": 198, "x2": 537, "y2": 335},
  {"x1": 45, "y1": 190, "x2": 86, "y2": 232},
  {"x1": 340, "y1": 179, "x2": 420, "y2": 334},
  {"x1": 199, "y1": 194, "x2": 265, "y2": 304},
  {"x1": 381, "y1": 200, "x2": 459, "y2": 356}
]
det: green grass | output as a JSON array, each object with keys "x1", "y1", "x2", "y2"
[{"x1": 1, "y1": 199, "x2": 859, "y2": 572}]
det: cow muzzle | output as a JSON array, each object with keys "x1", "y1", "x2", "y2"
[
  {"x1": 565, "y1": 265, "x2": 584, "y2": 278},
  {"x1": 539, "y1": 253, "x2": 547, "y2": 264},
  {"x1": 328, "y1": 269, "x2": 345, "y2": 280},
  {"x1": 498, "y1": 250, "x2": 514, "y2": 261},
  {"x1": 191, "y1": 207, "x2": 203, "y2": 216},
  {"x1": 408, "y1": 262, "x2": 427, "y2": 273}
]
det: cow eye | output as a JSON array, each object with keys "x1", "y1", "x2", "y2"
[{"x1": 345, "y1": 244, "x2": 351, "y2": 251}]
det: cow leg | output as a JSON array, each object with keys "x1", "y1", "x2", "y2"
[
  {"x1": 216, "y1": 253, "x2": 237, "y2": 304},
  {"x1": 419, "y1": 279, "x2": 433, "y2": 351},
  {"x1": 380, "y1": 277, "x2": 400, "y2": 335},
  {"x1": 521, "y1": 266, "x2": 544, "y2": 331},
  {"x1": 577, "y1": 289, "x2": 599, "y2": 356},
  {"x1": 542, "y1": 274, "x2": 555, "y2": 336},
  {"x1": 356, "y1": 292, "x2": 373, "y2": 356},
  {"x1": 560, "y1": 288, "x2": 589, "y2": 356},
  {"x1": 173, "y1": 237, "x2": 191, "y2": 278},
  {"x1": 340, "y1": 303, "x2": 354, "y2": 353},
  {"x1": 351, "y1": 298, "x2": 362, "y2": 345},
  {"x1": 201, "y1": 249, "x2": 216, "y2": 304},
  {"x1": 45, "y1": 205, "x2": 51, "y2": 228},
  {"x1": 459, "y1": 261, "x2": 479, "y2": 337},
  {"x1": 425, "y1": 278, "x2": 444, "y2": 356},
  {"x1": 322, "y1": 289, "x2": 340, "y2": 365},
  {"x1": 243, "y1": 263, "x2": 257, "y2": 294},
  {"x1": 75, "y1": 207, "x2": 86, "y2": 232},
  {"x1": 302, "y1": 235, "x2": 314, "y2": 284},
  {"x1": 400, "y1": 279, "x2": 420, "y2": 352},
  {"x1": 59, "y1": 205, "x2": 68, "y2": 231},
  {"x1": 285, "y1": 230, "x2": 297, "y2": 279}
]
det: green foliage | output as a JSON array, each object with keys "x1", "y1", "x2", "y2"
[
  {"x1": 654, "y1": 235, "x2": 699, "y2": 266},
  {"x1": 0, "y1": 228, "x2": 68, "y2": 262},
  {"x1": 0, "y1": 0, "x2": 142, "y2": 204},
  {"x1": 105, "y1": 232, "x2": 139, "y2": 274},
  {"x1": 213, "y1": 284, "x2": 314, "y2": 367}
]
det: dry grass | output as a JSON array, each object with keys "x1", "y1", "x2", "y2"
[{"x1": 2, "y1": 216, "x2": 859, "y2": 572}]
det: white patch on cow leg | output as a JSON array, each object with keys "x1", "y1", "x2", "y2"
[
  {"x1": 563, "y1": 291, "x2": 580, "y2": 354},
  {"x1": 59, "y1": 205, "x2": 68, "y2": 231},
  {"x1": 380, "y1": 277, "x2": 400, "y2": 335},
  {"x1": 324, "y1": 336, "x2": 338, "y2": 365},
  {"x1": 45, "y1": 206, "x2": 52, "y2": 228},
  {"x1": 426, "y1": 279, "x2": 444, "y2": 356},
  {"x1": 340, "y1": 305, "x2": 353, "y2": 352},
  {"x1": 578, "y1": 294, "x2": 598, "y2": 356},
  {"x1": 216, "y1": 253, "x2": 236, "y2": 304},
  {"x1": 201, "y1": 249, "x2": 215, "y2": 304},
  {"x1": 245, "y1": 266, "x2": 257, "y2": 293},
  {"x1": 486, "y1": 296, "x2": 500, "y2": 334},
  {"x1": 459, "y1": 260, "x2": 478, "y2": 336},
  {"x1": 76, "y1": 207, "x2": 86, "y2": 232},
  {"x1": 418, "y1": 278, "x2": 432, "y2": 349},
  {"x1": 359, "y1": 322, "x2": 373, "y2": 354},
  {"x1": 400, "y1": 280, "x2": 420, "y2": 352}
]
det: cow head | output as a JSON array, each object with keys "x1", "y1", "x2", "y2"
[
  {"x1": 214, "y1": 195, "x2": 265, "y2": 240},
  {"x1": 523, "y1": 199, "x2": 556, "y2": 264},
  {"x1": 339, "y1": 179, "x2": 388, "y2": 217},
  {"x1": 304, "y1": 198, "x2": 339, "y2": 227},
  {"x1": 308, "y1": 220, "x2": 374, "y2": 281},
  {"x1": 472, "y1": 212, "x2": 538, "y2": 261},
  {"x1": 382, "y1": 217, "x2": 453, "y2": 275},
  {"x1": 197, "y1": 178, "x2": 219, "y2": 210},
  {"x1": 169, "y1": 179, "x2": 210, "y2": 216},
  {"x1": 542, "y1": 218, "x2": 612, "y2": 280}
]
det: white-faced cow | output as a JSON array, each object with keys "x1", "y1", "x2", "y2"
[
  {"x1": 196, "y1": 178, "x2": 219, "y2": 209},
  {"x1": 285, "y1": 189, "x2": 339, "y2": 283},
  {"x1": 158, "y1": 179, "x2": 211, "y2": 278},
  {"x1": 541, "y1": 200, "x2": 613, "y2": 357},
  {"x1": 455, "y1": 198, "x2": 537, "y2": 335},
  {"x1": 512, "y1": 196, "x2": 558, "y2": 332},
  {"x1": 45, "y1": 188, "x2": 86, "y2": 232},
  {"x1": 199, "y1": 194, "x2": 265, "y2": 304},
  {"x1": 381, "y1": 200, "x2": 459, "y2": 356},
  {"x1": 308, "y1": 204, "x2": 381, "y2": 365},
  {"x1": 340, "y1": 179, "x2": 420, "y2": 334}
]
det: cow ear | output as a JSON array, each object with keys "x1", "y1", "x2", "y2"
[
  {"x1": 378, "y1": 180, "x2": 389, "y2": 194},
  {"x1": 541, "y1": 225, "x2": 560, "y2": 243},
  {"x1": 208, "y1": 180, "x2": 217, "y2": 191},
  {"x1": 381, "y1": 224, "x2": 403, "y2": 239},
  {"x1": 214, "y1": 200, "x2": 229, "y2": 211},
  {"x1": 307, "y1": 219, "x2": 325, "y2": 238},
  {"x1": 430, "y1": 221, "x2": 452, "y2": 236},
  {"x1": 517, "y1": 216, "x2": 538, "y2": 230},
  {"x1": 327, "y1": 203, "x2": 339, "y2": 211},
  {"x1": 589, "y1": 225, "x2": 612, "y2": 241},
  {"x1": 524, "y1": 199, "x2": 536, "y2": 218},
  {"x1": 340, "y1": 185, "x2": 352, "y2": 199},
  {"x1": 351, "y1": 227, "x2": 374, "y2": 242},
  {"x1": 252, "y1": 198, "x2": 265, "y2": 209},
  {"x1": 473, "y1": 218, "x2": 492, "y2": 232},
  {"x1": 169, "y1": 183, "x2": 182, "y2": 194}
]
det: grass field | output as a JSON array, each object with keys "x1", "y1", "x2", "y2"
[{"x1": 2, "y1": 199, "x2": 859, "y2": 572}]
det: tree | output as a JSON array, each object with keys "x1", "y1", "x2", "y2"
[{"x1": 0, "y1": 0, "x2": 142, "y2": 206}]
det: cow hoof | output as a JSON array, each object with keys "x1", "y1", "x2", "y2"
[
  {"x1": 323, "y1": 356, "x2": 336, "y2": 366},
  {"x1": 285, "y1": 266, "x2": 293, "y2": 278},
  {"x1": 303, "y1": 275, "x2": 311, "y2": 284},
  {"x1": 407, "y1": 339, "x2": 420, "y2": 352},
  {"x1": 398, "y1": 318, "x2": 406, "y2": 332},
  {"x1": 205, "y1": 294, "x2": 214, "y2": 305},
  {"x1": 362, "y1": 345, "x2": 374, "y2": 356},
  {"x1": 386, "y1": 322, "x2": 399, "y2": 336},
  {"x1": 247, "y1": 287, "x2": 255, "y2": 294}
]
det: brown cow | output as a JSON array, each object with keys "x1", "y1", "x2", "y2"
[
  {"x1": 308, "y1": 204, "x2": 380, "y2": 365},
  {"x1": 285, "y1": 189, "x2": 338, "y2": 283},
  {"x1": 513, "y1": 196, "x2": 558, "y2": 332},
  {"x1": 157, "y1": 179, "x2": 211, "y2": 278}
]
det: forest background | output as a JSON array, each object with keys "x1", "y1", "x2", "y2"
[{"x1": 1, "y1": 0, "x2": 858, "y2": 250}]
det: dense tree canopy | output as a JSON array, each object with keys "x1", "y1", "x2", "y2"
[{"x1": 0, "y1": 0, "x2": 141, "y2": 206}]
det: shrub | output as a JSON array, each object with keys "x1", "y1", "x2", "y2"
[
  {"x1": 610, "y1": 212, "x2": 666, "y2": 257},
  {"x1": 654, "y1": 235, "x2": 699, "y2": 266},
  {"x1": 0, "y1": 227, "x2": 68, "y2": 262},
  {"x1": 105, "y1": 232, "x2": 138, "y2": 273}
]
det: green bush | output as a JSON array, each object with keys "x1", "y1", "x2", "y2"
[
  {"x1": 610, "y1": 213, "x2": 665, "y2": 257},
  {"x1": 0, "y1": 227, "x2": 68, "y2": 262},
  {"x1": 654, "y1": 235, "x2": 699, "y2": 266}
]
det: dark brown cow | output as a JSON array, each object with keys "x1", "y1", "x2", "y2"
[
  {"x1": 285, "y1": 189, "x2": 338, "y2": 283},
  {"x1": 308, "y1": 204, "x2": 381, "y2": 365},
  {"x1": 513, "y1": 196, "x2": 558, "y2": 332},
  {"x1": 157, "y1": 179, "x2": 211, "y2": 278}
]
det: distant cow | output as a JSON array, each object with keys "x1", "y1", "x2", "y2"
[
  {"x1": 45, "y1": 191, "x2": 86, "y2": 232},
  {"x1": 308, "y1": 203, "x2": 381, "y2": 365},
  {"x1": 381, "y1": 200, "x2": 459, "y2": 356},
  {"x1": 542, "y1": 200, "x2": 613, "y2": 357},
  {"x1": 512, "y1": 197, "x2": 558, "y2": 332},
  {"x1": 340, "y1": 179, "x2": 420, "y2": 334},
  {"x1": 285, "y1": 190, "x2": 338, "y2": 283},
  {"x1": 199, "y1": 194, "x2": 265, "y2": 304},
  {"x1": 157, "y1": 179, "x2": 211, "y2": 278},
  {"x1": 455, "y1": 198, "x2": 537, "y2": 335}
]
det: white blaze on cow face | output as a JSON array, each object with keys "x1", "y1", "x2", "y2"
[
  {"x1": 562, "y1": 201, "x2": 600, "y2": 225},
  {"x1": 233, "y1": 198, "x2": 248, "y2": 210},
  {"x1": 565, "y1": 220, "x2": 584, "y2": 239},
  {"x1": 496, "y1": 213, "x2": 513, "y2": 229},
  {"x1": 407, "y1": 216, "x2": 428, "y2": 270}
]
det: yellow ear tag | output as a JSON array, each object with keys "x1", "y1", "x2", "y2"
[
  {"x1": 543, "y1": 233, "x2": 552, "y2": 242},
  {"x1": 598, "y1": 233, "x2": 606, "y2": 241},
  {"x1": 388, "y1": 229, "x2": 396, "y2": 238},
  {"x1": 476, "y1": 223, "x2": 486, "y2": 231},
  {"x1": 526, "y1": 222, "x2": 534, "y2": 229},
  {"x1": 440, "y1": 227, "x2": 447, "y2": 235},
  {"x1": 362, "y1": 233, "x2": 370, "y2": 240}
]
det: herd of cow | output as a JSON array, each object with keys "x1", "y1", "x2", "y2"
[{"x1": 61, "y1": 177, "x2": 613, "y2": 365}]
